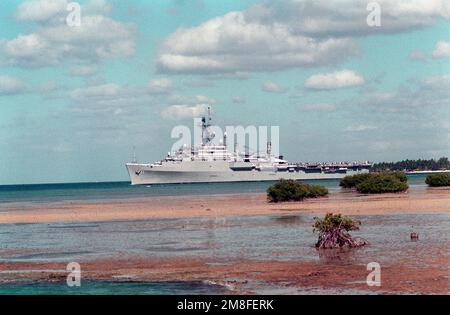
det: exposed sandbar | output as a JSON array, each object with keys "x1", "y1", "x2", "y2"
[{"x1": 0, "y1": 187, "x2": 449, "y2": 224}]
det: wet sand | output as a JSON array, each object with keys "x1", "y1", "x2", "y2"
[
  {"x1": 0, "y1": 187, "x2": 449, "y2": 224},
  {"x1": 1, "y1": 254, "x2": 448, "y2": 294}
]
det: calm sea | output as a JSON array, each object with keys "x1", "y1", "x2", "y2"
[
  {"x1": 0, "y1": 174, "x2": 428, "y2": 204},
  {"x1": 0, "y1": 280, "x2": 229, "y2": 295}
]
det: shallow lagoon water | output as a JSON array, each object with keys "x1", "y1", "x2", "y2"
[
  {"x1": 1, "y1": 212, "x2": 447, "y2": 294},
  {"x1": 0, "y1": 174, "x2": 429, "y2": 204},
  {"x1": 1, "y1": 212, "x2": 447, "y2": 265},
  {"x1": 0, "y1": 280, "x2": 229, "y2": 295},
  {"x1": 1, "y1": 212, "x2": 448, "y2": 294}
]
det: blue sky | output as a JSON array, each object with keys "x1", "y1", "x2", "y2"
[{"x1": 0, "y1": 0, "x2": 449, "y2": 184}]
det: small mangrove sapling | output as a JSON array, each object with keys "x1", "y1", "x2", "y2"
[{"x1": 313, "y1": 213, "x2": 368, "y2": 249}]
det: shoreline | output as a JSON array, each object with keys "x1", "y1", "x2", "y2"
[{"x1": 0, "y1": 186, "x2": 449, "y2": 224}]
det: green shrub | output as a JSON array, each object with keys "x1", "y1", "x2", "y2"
[
  {"x1": 340, "y1": 171, "x2": 407, "y2": 188},
  {"x1": 389, "y1": 171, "x2": 408, "y2": 183},
  {"x1": 355, "y1": 173, "x2": 409, "y2": 193},
  {"x1": 313, "y1": 213, "x2": 367, "y2": 248},
  {"x1": 340, "y1": 171, "x2": 408, "y2": 194},
  {"x1": 267, "y1": 179, "x2": 328, "y2": 203},
  {"x1": 425, "y1": 173, "x2": 450, "y2": 187},
  {"x1": 313, "y1": 213, "x2": 361, "y2": 233},
  {"x1": 339, "y1": 173, "x2": 372, "y2": 188},
  {"x1": 305, "y1": 184, "x2": 329, "y2": 198}
]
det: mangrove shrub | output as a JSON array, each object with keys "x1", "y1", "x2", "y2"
[
  {"x1": 425, "y1": 173, "x2": 450, "y2": 187},
  {"x1": 313, "y1": 213, "x2": 368, "y2": 249},
  {"x1": 267, "y1": 179, "x2": 328, "y2": 203},
  {"x1": 340, "y1": 172, "x2": 408, "y2": 193}
]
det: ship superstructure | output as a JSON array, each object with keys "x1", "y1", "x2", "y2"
[{"x1": 126, "y1": 108, "x2": 371, "y2": 185}]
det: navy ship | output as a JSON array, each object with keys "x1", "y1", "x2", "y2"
[{"x1": 126, "y1": 108, "x2": 371, "y2": 185}]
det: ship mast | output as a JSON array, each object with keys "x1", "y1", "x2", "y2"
[
  {"x1": 267, "y1": 141, "x2": 272, "y2": 157},
  {"x1": 201, "y1": 106, "x2": 214, "y2": 146},
  {"x1": 132, "y1": 146, "x2": 137, "y2": 163}
]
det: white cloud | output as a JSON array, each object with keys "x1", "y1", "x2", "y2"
[
  {"x1": 15, "y1": 0, "x2": 112, "y2": 22},
  {"x1": 368, "y1": 141, "x2": 394, "y2": 152},
  {"x1": 409, "y1": 50, "x2": 427, "y2": 60},
  {"x1": 0, "y1": 75, "x2": 61, "y2": 96},
  {"x1": 70, "y1": 65, "x2": 99, "y2": 76},
  {"x1": 183, "y1": 79, "x2": 214, "y2": 88},
  {"x1": 206, "y1": 72, "x2": 250, "y2": 81},
  {"x1": 69, "y1": 83, "x2": 131, "y2": 101},
  {"x1": 83, "y1": 0, "x2": 113, "y2": 15},
  {"x1": 232, "y1": 96, "x2": 246, "y2": 104},
  {"x1": 15, "y1": 0, "x2": 67, "y2": 22},
  {"x1": 195, "y1": 95, "x2": 216, "y2": 104},
  {"x1": 300, "y1": 103, "x2": 336, "y2": 112},
  {"x1": 360, "y1": 75, "x2": 450, "y2": 112},
  {"x1": 167, "y1": 94, "x2": 216, "y2": 106},
  {"x1": 36, "y1": 80, "x2": 60, "y2": 93},
  {"x1": 432, "y1": 41, "x2": 450, "y2": 58},
  {"x1": 345, "y1": 125, "x2": 377, "y2": 132},
  {"x1": 157, "y1": 0, "x2": 449, "y2": 74},
  {"x1": 269, "y1": 0, "x2": 450, "y2": 37},
  {"x1": 161, "y1": 104, "x2": 209, "y2": 120},
  {"x1": 0, "y1": 75, "x2": 28, "y2": 95},
  {"x1": 148, "y1": 79, "x2": 172, "y2": 94},
  {"x1": 158, "y1": 10, "x2": 358, "y2": 74},
  {"x1": 69, "y1": 82, "x2": 216, "y2": 120},
  {"x1": 66, "y1": 81, "x2": 161, "y2": 120},
  {"x1": 422, "y1": 74, "x2": 450, "y2": 89},
  {"x1": 160, "y1": 94, "x2": 216, "y2": 120},
  {"x1": 183, "y1": 72, "x2": 250, "y2": 85},
  {"x1": 51, "y1": 142, "x2": 74, "y2": 153},
  {"x1": 2, "y1": 1, "x2": 136, "y2": 68},
  {"x1": 262, "y1": 81, "x2": 286, "y2": 93},
  {"x1": 305, "y1": 70, "x2": 365, "y2": 90}
]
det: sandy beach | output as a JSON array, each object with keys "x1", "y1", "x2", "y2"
[{"x1": 1, "y1": 187, "x2": 449, "y2": 224}]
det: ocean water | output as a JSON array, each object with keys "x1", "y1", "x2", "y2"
[
  {"x1": 0, "y1": 174, "x2": 429, "y2": 204},
  {"x1": 0, "y1": 280, "x2": 228, "y2": 295}
]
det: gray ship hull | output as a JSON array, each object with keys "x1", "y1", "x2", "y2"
[{"x1": 126, "y1": 162, "x2": 369, "y2": 185}]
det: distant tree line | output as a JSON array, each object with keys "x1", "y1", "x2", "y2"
[{"x1": 372, "y1": 157, "x2": 450, "y2": 172}]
